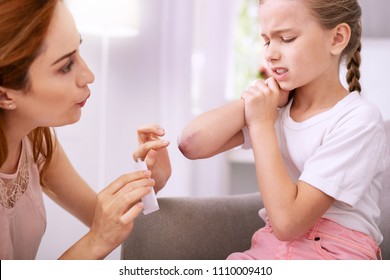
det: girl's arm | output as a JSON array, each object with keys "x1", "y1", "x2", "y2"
[
  {"x1": 242, "y1": 78, "x2": 334, "y2": 241},
  {"x1": 44, "y1": 142, "x2": 153, "y2": 259},
  {"x1": 178, "y1": 99, "x2": 246, "y2": 159}
]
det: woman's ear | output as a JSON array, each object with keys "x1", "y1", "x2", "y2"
[
  {"x1": 330, "y1": 23, "x2": 351, "y2": 56},
  {"x1": 0, "y1": 87, "x2": 16, "y2": 110}
]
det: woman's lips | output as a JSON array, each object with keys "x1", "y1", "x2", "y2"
[
  {"x1": 78, "y1": 100, "x2": 87, "y2": 107},
  {"x1": 78, "y1": 94, "x2": 90, "y2": 107}
]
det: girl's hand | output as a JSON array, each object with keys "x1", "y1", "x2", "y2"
[
  {"x1": 241, "y1": 77, "x2": 290, "y2": 127},
  {"x1": 132, "y1": 124, "x2": 171, "y2": 193},
  {"x1": 87, "y1": 171, "x2": 154, "y2": 258}
]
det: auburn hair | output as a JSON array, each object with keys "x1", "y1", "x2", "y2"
[{"x1": 0, "y1": 0, "x2": 58, "y2": 187}]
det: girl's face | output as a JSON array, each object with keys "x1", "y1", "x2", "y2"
[
  {"x1": 15, "y1": 1, "x2": 94, "y2": 128},
  {"x1": 260, "y1": 0, "x2": 335, "y2": 92}
]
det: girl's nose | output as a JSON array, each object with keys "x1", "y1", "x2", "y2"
[{"x1": 265, "y1": 42, "x2": 281, "y2": 62}]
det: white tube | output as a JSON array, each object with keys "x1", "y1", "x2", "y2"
[{"x1": 133, "y1": 159, "x2": 159, "y2": 215}]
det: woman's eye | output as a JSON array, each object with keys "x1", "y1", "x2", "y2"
[
  {"x1": 61, "y1": 59, "x2": 74, "y2": 73},
  {"x1": 263, "y1": 41, "x2": 270, "y2": 47}
]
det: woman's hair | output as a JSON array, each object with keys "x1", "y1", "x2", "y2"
[
  {"x1": 260, "y1": 0, "x2": 363, "y2": 93},
  {"x1": 0, "y1": 0, "x2": 58, "y2": 187}
]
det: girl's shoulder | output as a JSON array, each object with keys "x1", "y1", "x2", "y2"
[
  {"x1": 337, "y1": 92, "x2": 384, "y2": 126},
  {"x1": 351, "y1": 92, "x2": 382, "y2": 114},
  {"x1": 278, "y1": 92, "x2": 384, "y2": 130}
]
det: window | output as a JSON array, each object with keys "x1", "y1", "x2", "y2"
[{"x1": 231, "y1": 0, "x2": 264, "y2": 100}]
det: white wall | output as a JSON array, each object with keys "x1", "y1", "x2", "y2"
[
  {"x1": 36, "y1": 0, "x2": 390, "y2": 259},
  {"x1": 360, "y1": 0, "x2": 390, "y2": 38},
  {"x1": 360, "y1": 38, "x2": 390, "y2": 121}
]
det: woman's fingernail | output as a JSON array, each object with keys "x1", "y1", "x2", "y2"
[{"x1": 138, "y1": 202, "x2": 144, "y2": 209}]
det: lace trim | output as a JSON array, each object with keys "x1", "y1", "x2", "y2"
[{"x1": 0, "y1": 146, "x2": 29, "y2": 209}]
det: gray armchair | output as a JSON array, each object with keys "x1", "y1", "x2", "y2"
[
  {"x1": 121, "y1": 121, "x2": 390, "y2": 260},
  {"x1": 121, "y1": 193, "x2": 264, "y2": 260}
]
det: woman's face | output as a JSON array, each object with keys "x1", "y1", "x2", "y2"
[
  {"x1": 260, "y1": 0, "x2": 335, "y2": 92},
  {"x1": 15, "y1": 1, "x2": 95, "y2": 128}
]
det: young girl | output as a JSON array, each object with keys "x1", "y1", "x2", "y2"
[
  {"x1": 179, "y1": 0, "x2": 389, "y2": 259},
  {"x1": 0, "y1": 0, "x2": 171, "y2": 259}
]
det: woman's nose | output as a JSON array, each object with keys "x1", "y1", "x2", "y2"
[{"x1": 77, "y1": 57, "x2": 95, "y2": 87}]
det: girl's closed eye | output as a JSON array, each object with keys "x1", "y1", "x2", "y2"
[
  {"x1": 262, "y1": 37, "x2": 296, "y2": 47},
  {"x1": 261, "y1": 35, "x2": 270, "y2": 47},
  {"x1": 61, "y1": 59, "x2": 74, "y2": 74},
  {"x1": 282, "y1": 37, "x2": 296, "y2": 43}
]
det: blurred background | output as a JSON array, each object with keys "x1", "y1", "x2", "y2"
[{"x1": 37, "y1": 0, "x2": 390, "y2": 259}]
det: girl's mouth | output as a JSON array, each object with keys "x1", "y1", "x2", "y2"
[{"x1": 272, "y1": 67, "x2": 289, "y2": 80}]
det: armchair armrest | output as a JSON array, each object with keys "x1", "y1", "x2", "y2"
[{"x1": 121, "y1": 193, "x2": 264, "y2": 260}]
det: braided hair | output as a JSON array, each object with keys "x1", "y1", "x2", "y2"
[{"x1": 306, "y1": 0, "x2": 363, "y2": 93}]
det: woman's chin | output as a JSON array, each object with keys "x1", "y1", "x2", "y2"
[{"x1": 52, "y1": 114, "x2": 82, "y2": 128}]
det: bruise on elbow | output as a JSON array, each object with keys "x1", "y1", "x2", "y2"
[
  {"x1": 177, "y1": 132, "x2": 197, "y2": 159},
  {"x1": 177, "y1": 133, "x2": 203, "y2": 159}
]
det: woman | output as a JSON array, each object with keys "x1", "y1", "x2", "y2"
[{"x1": 0, "y1": 0, "x2": 171, "y2": 259}]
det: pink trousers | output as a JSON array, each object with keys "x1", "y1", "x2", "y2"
[{"x1": 227, "y1": 218, "x2": 381, "y2": 260}]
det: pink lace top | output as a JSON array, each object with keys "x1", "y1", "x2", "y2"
[{"x1": 0, "y1": 137, "x2": 46, "y2": 259}]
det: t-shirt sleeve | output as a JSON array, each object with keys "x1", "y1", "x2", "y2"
[
  {"x1": 241, "y1": 126, "x2": 253, "y2": 150},
  {"x1": 299, "y1": 119, "x2": 388, "y2": 206}
]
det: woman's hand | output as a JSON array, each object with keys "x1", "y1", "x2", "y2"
[
  {"x1": 62, "y1": 171, "x2": 154, "y2": 259},
  {"x1": 241, "y1": 77, "x2": 290, "y2": 127},
  {"x1": 132, "y1": 124, "x2": 171, "y2": 193}
]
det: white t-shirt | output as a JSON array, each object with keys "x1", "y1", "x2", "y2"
[{"x1": 242, "y1": 92, "x2": 389, "y2": 244}]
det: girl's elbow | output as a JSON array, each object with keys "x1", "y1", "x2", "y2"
[
  {"x1": 271, "y1": 220, "x2": 302, "y2": 242},
  {"x1": 273, "y1": 230, "x2": 296, "y2": 242},
  {"x1": 177, "y1": 132, "x2": 198, "y2": 159}
]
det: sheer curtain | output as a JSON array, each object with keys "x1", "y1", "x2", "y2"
[{"x1": 158, "y1": 0, "x2": 238, "y2": 198}]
